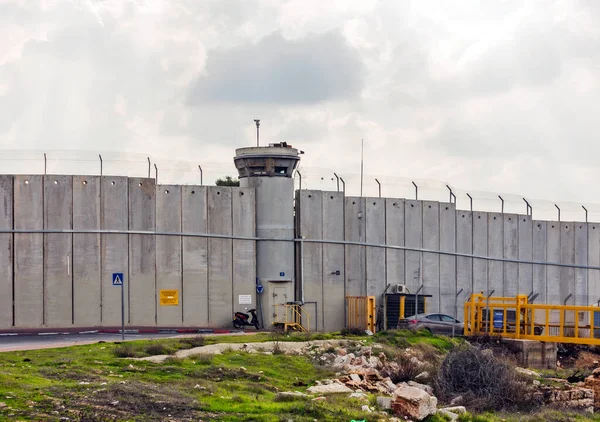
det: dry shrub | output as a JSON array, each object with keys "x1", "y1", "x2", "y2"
[
  {"x1": 435, "y1": 344, "x2": 535, "y2": 411},
  {"x1": 144, "y1": 342, "x2": 173, "y2": 356},
  {"x1": 113, "y1": 344, "x2": 138, "y2": 358},
  {"x1": 412, "y1": 342, "x2": 440, "y2": 363},
  {"x1": 179, "y1": 336, "x2": 205, "y2": 348},
  {"x1": 384, "y1": 353, "x2": 423, "y2": 384}
]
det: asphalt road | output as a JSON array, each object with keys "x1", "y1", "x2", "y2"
[{"x1": 0, "y1": 332, "x2": 201, "y2": 352}]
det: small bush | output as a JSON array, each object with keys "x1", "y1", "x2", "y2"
[
  {"x1": 144, "y1": 342, "x2": 172, "y2": 356},
  {"x1": 113, "y1": 344, "x2": 138, "y2": 358},
  {"x1": 191, "y1": 354, "x2": 213, "y2": 365},
  {"x1": 340, "y1": 327, "x2": 366, "y2": 336},
  {"x1": 435, "y1": 345, "x2": 534, "y2": 411},
  {"x1": 179, "y1": 336, "x2": 205, "y2": 348}
]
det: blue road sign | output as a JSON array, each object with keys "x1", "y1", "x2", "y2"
[
  {"x1": 279, "y1": 272, "x2": 285, "y2": 277},
  {"x1": 256, "y1": 284, "x2": 264, "y2": 294},
  {"x1": 112, "y1": 273, "x2": 124, "y2": 286}
]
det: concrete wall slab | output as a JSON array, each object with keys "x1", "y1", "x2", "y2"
[
  {"x1": 297, "y1": 191, "x2": 322, "y2": 331},
  {"x1": 101, "y1": 177, "x2": 129, "y2": 326},
  {"x1": 503, "y1": 214, "x2": 518, "y2": 297},
  {"x1": 156, "y1": 185, "x2": 182, "y2": 326},
  {"x1": 422, "y1": 201, "x2": 440, "y2": 313},
  {"x1": 322, "y1": 191, "x2": 345, "y2": 331},
  {"x1": 366, "y1": 198, "x2": 386, "y2": 299},
  {"x1": 43, "y1": 175, "x2": 73, "y2": 328},
  {"x1": 385, "y1": 199, "x2": 405, "y2": 287},
  {"x1": 207, "y1": 186, "x2": 233, "y2": 327},
  {"x1": 345, "y1": 198, "x2": 365, "y2": 297},
  {"x1": 487, "y1": 213, "x2": 503, "y2": 301},
  {"x1": 456, "y1": 211, "x2": 473, "y2": 300},
  {"x1": 404, "y1": 200, "x2": 422, "y2": 293},
  {"x1": 439, "y1": 203, "x2": 456, "y2": 314},
  {"x1": 0, "y1": 176, "x2": 12, "y2": 329},
  {"x1": 575, "y1": 223, "x2": 588, "y2": 306},
  {"x1": 588, "y1": 224, "x2": 600, "y2": 307},
  {"x1": 518, "y1": 215, "x2": 533, "y2": 296},
  {"x1": 472, "y1": 212, "x2": 488, "y2": 295},
  {"x1": 181, "y1": 186, "x2": 208, "y2": 326},
  {"x1": 547, "y1": 222, "x2": 561, "y2": 307},
  {"x1": 14, "y1": 175, "x2": 43, "y2": 328},
  {"x1": 232, "y1": 188, "x2": 256, "y2": 326},
  {"x1": 128, "y1": 177, "x2": 156, "y2": 326},
  {"x1": 532, "y1": 221, "x2": 547, "y2": 304},
  {"x1": 560, "y1": 222, "x2": 575, "y2": 305},
  {"x1": 73, "y1": 175, "x2": 101, "y2": 327}
]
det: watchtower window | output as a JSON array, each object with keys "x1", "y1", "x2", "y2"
[{"x1": 275, "y1": 166, "x2": 288, "y2": 175}]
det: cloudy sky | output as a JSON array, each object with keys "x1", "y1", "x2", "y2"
[{"x1": 1, "y1": 0, "x2": 599, "y2": 219}]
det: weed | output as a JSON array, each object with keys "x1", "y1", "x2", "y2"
[
  {"x1": 191, "y1": 354, "x2": 213, "y2": 365},
  {"x1": 383, "y1": 352, "x2": 422, "y2": 383},
  {"x1": 340, "y1": 327, "x2": 366, "y2": 336}
]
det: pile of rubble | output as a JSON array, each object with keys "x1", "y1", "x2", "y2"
[{"x1": 584, "y1": 368, "x2": 600, "y2": 410}]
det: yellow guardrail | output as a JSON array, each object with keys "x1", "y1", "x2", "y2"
[
  {"x1": 464, "y1": 293, "x2": 600, "y2": 345},
  {"x1": 273, "y1": 303, "x2": 311, "y2": 332}
]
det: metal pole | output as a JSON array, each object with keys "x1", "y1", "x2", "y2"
[
  {"x1": 412, "y1": 181, "x2": 418, "y2": 200},
  {"x1": 466, "y1": 193, "x2": 473, "y2": 211},
  {"x1": 555, "y1": 204, "x2": 561, "y2": 221},
  {"x1": 340, "y1": 177, "x2": 346, "y2": 195},
  {"x1": 44, "y1": 153, "x2": 47, "y2": 175},
  {"x1": 498, "y1": 195, "x2": 504, "y2": 214},
  {"x1": 254, "y1": 119, "x2": 260, "y2": 147},
  {"x1": 154, "y1": 164, "x2": 158, "y2": 183},
  {"x1": 300, "y1": 236, "x2": 305, "y2": 304},
  {"x1": 453, "y1": 288, "x2": 464, "y2": 338},
  {"x1": 360, "y1": 139, "x2": 364, "y2": 197},
  {"x1": 297, "y1": 171, "x2": 302, "y2": 191},
  {"x1": 198, "y1": 165, "x2": 203, "y2": 186},
  {"x1": 147, "y1": 157, "x2": 151, "y2": 178},
  {"x1": 99, "y1": 154, "x2": 103, "y2": 176},
  {"x1": 121, "y1": 277, "x2": 125, "y2": 341},
  {"x1": 333, "y1": 173, "x2": 340, "y2": 192},
  {"x1": 583, "y1": 206, "x2": 588, "y2": 223},
  {"x1": 523, "y1": 198, "x2": 532, "y2": 217},
  {"x1": 446, "y1": 185, "x2": 455, "y2": 204},
  {"x1": 564, "y1": 293, "x2": 572, "y2": 305},
  {"x1": 486, "y1": 289, "x2": 495, "y2": 333},
  {"x1": 375, "y1": 179, "x2": 381, "y2": 198}
]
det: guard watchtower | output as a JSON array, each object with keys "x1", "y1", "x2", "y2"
[{"x1": 234, "y1": 142, "x2": 301, "y2": 327}]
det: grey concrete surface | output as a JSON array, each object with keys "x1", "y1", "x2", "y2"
[
  {"x1": 503, "y1": 214, "x2": 518, "y2": 297},
  {"x1": 0, "y1": 176, "x2": 12, "y2": 329},
  {"x1": 439, "y1": 203, "x2": 456, "y2": 313},
  {"x1": 422, "y1": 201, "x2": 440, "y2": 313},
  {"x1": 322, "y1": 191, "x2": 345, "y2": 332},
  {"x1": 473, "y1": 211, "x2": 488, "y2": 296},
  {"x1": 365, "y1": 198, "x2": 385, "y2": 299}
]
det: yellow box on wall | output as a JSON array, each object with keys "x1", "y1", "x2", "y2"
[{"x1": 160, "y1": 290, "x2": 179, "y2": 306}]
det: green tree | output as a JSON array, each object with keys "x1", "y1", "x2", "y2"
[{"x1": 215, "y1": 176, "x2": 240, "y2": 186}]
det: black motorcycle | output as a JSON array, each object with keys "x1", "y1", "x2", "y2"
[{"x1": 233, "y1": 308, "x2": 260, "y2": 330}]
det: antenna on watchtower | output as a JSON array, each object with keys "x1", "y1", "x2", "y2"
[{"x1": 254, "y1": 119, "x2": 260, "y2": 147}]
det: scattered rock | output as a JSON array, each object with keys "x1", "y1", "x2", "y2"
[
  {"x1": 349, "y1": 392, "x2": 369, "y2": 400},
  {"x1": 277, "y1": 392, "x2": 308, "y2": 400},
  {"x1": 438, "y1": 409, "x2": 458, "y2": 421},
  {"x1": 350, "y1": 374, "x2": 362, "y2": 382},
  {"x1": 361, "y1": 404, "x2": 372, "y2": 412},
  {"x1": 110, "y1": 401, "x2": 119, "y2": 406},
  {"x1": 407, "y1": 381, "x2": 434, "y2": 396},
  {"x1": 414, "y1": 371, "x2": 429, "y2": 381},
  {"x1": 311, "y1": 396, "x2": 327, "y2": 401},
  {"x1": 240, "y1": 366, "x2": 247, "y2": 371},
  {"x1": 441, "y1": 406, "x2": 465, "y2": 414},
  {"x1": 515, "y1": 367, "x2": 540, "y2": 377},
  {"x1": 0, "y1": 402, "x2": 6, "y2": 408},
  {"x1": 391, "y1": 385, "x2": 437, "y2": 421},
  {"x1": 307, "y1": 382, "x2": 352, "y2": 394},
  {"x1": 377, "y1": 396, "x2": 392, "y2": 410}
]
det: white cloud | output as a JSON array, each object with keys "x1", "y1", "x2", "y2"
[{"x1": 0, "y1": 0, "x2": 599, "y2": 211}]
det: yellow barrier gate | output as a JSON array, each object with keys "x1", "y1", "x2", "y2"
[
  {"x1": 346, "y1": 296, "x2": 376, "y2": 333},
  {"x1": 464, "y1": 293, "x2": 600, "y2": 345}
]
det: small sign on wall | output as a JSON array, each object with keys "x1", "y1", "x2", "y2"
[
  {"x1": 239, "y1": 294, "x2": 252, "y2": 305},
  {"x1": 160, "y1": 290, "x2": 179, "y2": 306}
]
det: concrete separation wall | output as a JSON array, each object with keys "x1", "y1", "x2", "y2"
[{"x1": 0, "y1": 176, "x2": 256, "y2": 331}]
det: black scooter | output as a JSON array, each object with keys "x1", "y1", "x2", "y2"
[{"x1": 233, "y1": 308, "x2": 260, "y2": 330}]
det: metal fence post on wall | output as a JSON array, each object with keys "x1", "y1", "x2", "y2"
[
  {"x1": 147, "y1": 157, "x2": 151, "y2": 179},
  {"x1": 555, "y1": 204, "x2": 561, "y2": 221},
  {"x1": 99, "y1": 154, "x2": 103, "y2": 176},
  {"x1": 375, "y1": 179, "x2": 381, "y2": 198},
  {"x1": 412, "y1": 181, "x2": 418, "y2": 200},
  {"x1": 44, "y1": 153, "x2": 47, "y2": 175},
  {"x1": 154, "y1": 164, "x2": 158, "y2": 183},
  {"x1": 198, "y1": 165, "x2": 203, "y2": 186},
  {"x1": 340, "y1": 177, "x2": 346, "y2": 195},
  {"x1": 333, "y1": 173, "x2": 340, "y2": 192},
  {"x1": 498, "y1": 195, "x2": 504, "y2": 214},
  {"x1": 583, "y1": 206, "x2": 588, "y2": 223},
  {"x1": 297, "y1": 170, "x2": 302, "y2": 191}
]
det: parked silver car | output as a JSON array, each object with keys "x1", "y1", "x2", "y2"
[{"x1": 398, "y1": 313, "x2": 464, "y2": 335}]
